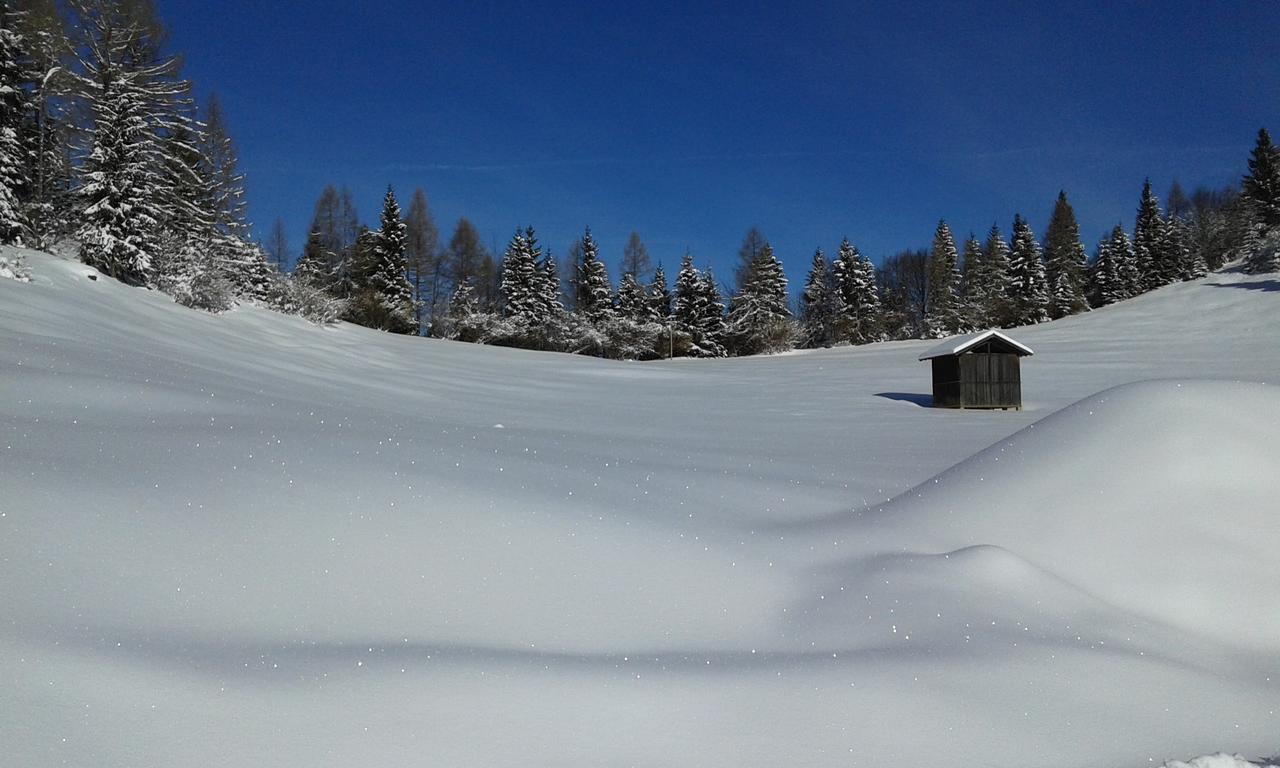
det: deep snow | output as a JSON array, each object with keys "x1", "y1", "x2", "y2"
[{"x1": 1, "y1": 246, "x2": 1278, "y2": 767}]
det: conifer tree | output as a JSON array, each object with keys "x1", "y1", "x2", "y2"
[
  {"x1": 647, "y1": 264, "x2": 671, "y2": 322},
  {"x1": 831, "y1": 237, "x2": 880, "y2": 344},
  {"x1": 1007, "y1": 214, "x2": 1048, "y2": 325},
  {"x1": 924, "y1": 220, "x2": 964, "y2": 337},
  {"x1": 15, "y1": 0, "x2": 73, "y2": 248},
  {"x1": 70, "y1": 0, "x2": 191, "y2": 283},
  {"x1": 673, "y1": 252, "x2": 701, "y2": 335},
  {"x1": 965, "y1": 224, "x2": 1014, "y2": 327},
  {"x1": 1133, "y1": 180, "x2": 1168, "y2": 290},
  {"x1": 615, "y1": 272, "x2": 648, "y2": 323},
  {"x1": 361, "y1": 185, "x2": 414, "y2": 332},
  {"x1": 0, "y1": 6, "x2": 28, "y2": 244},
  {"x1": 799, "y1": 248, "x2": 836, "y2": 347},
  {"x1": 536, "y1": 248, "x2": 564, "y2": 327},
  {"x1": 959, "y1": 233, "x2": 984, "y2": 326},
  {"x1": 1086, "y1": 225, "x2": 1132, "y2": 308},
  {"x1": 733, "y1": 226, "x2": 768, "y2": 294},
  {"x1": 574, "y1": 227, "x2": 612, "y2": 323},
  {"x1": 727, "y1": 242, "x2": 792, "y2": 355},
  {"x1": 1242, "y1": 127, "x2": 1280, "y2": 229},
  {"x1": 1042, "y1": 191, "x2": 1089, "y2": 318},
  {"x1": 695, "y1": 268, "x2": 728, "y2": 357},
  {"x1": 500, "y1": 227, "x2": 539, "y2": 322}
]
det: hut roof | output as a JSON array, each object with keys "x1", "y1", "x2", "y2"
[{"x1": 918, "y1": 330, "x2": 1035, "y2": 361}]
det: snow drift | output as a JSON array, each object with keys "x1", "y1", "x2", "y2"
[{"x1": 2, "y1": 246, "x2": 1278, "y2": 767}]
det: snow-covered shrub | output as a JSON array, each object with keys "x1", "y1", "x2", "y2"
[
  {"x1": 179, "y1": 268, "x2": 235, "y2": 313},
  {"x1": 284, "y1": 278, "x2": 347, "y2": 325},
  {"x1": 0, "y1": 248, "x2": 31, "y2": 282}
]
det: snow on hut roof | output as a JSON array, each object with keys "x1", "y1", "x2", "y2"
[{"x1": 918, "y1": 330, "x2": 1035, "y2": 361}]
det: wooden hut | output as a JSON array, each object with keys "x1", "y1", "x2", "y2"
[{"x1": 918, "y1": 330, "x2": 1034, "y2": 410}]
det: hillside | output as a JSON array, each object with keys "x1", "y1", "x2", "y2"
[{"x1": 1, "y1": 246, "x2": 1278, "y2": 768}]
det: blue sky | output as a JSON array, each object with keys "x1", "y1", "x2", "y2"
[{"x1": 163, "y1": 0, "x2": 1279, "y2": 282}]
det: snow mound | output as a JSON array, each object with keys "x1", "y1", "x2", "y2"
[
  {"x1": 1162, "y1": 755, "x2": 1279, "y2": 768},
  {"x1": 848, "y1": 379, "x2": 1280, "y2": 651}
]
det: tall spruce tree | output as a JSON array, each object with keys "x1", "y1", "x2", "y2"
[
  {"x1": 363, "y1": 185, "x2": 414, "y2": 332},
  {"x1": 1042, "y1": 191, "x2": 1089, "y2": 318},
  {"x1": 1133, "y1": 179, "x2": 1168, "y2": 290},
  {"x1": 70, "y1": 0, "x2": 191, "y2": 284},
  {"x1": 1242, "y1": 127, "x2": 1280, "y2": 229},
  {"x1": 1007, "y1": 214, "x2": 1048, "y2": 326},
  {"x1": 973, "y1": 224, "x2": 1013, "y2": 327},
  {"x1": 959, "y1": 233, "x2": 984, "y2": 327},
  {"x1": 799, "y1": 248, "x2": 836, "y2": 348},
  {"x1": 925, "y1": 220, "x2": 963, "y2": 337},
  {"x1": 0, "y1": 5, "x2": 28, "y2": 244},
  {"x1": 1086, "y1": 225, "x2": 1133, "y2": 308},
  {"x1": 695, "y1": 268, "x2": 728, "y2": 357},
  {"x1": 733, "y1": 226, "x2": 768, "y2": 294},
  {"x1": 574, "y1": 227, "x2": 612, "y2": 323},
  {"x1": 15, "y1": 0, "x2": 74, "y2": 248},
  {"x1": 726, "y1": 242, "x2": 792, "y2": 355},
  {"x1": 831, "y1": 237, "x2": 880, "y2": 344},
  {"x1": 615, "y1": 271, "x2": 648, "y2": 322},
  {"x1": 647, "y1": 264, "x2": 671, "y2": 322},
  {"x1": 500, "y1": 227, "x2": 540, "y2": 323}
]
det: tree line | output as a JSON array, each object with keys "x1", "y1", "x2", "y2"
[{"x1": 2, "y1": 2, "x2": 1277, "y2": 358}]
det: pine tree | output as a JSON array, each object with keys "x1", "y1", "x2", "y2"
[
  {"x1": 647, "y1": 264, "x2": 671, "y2": 322},
  {"x1": 971, "y1": 224, "x2": 1013, "y2": 327},
  {"x1": 1242, "y1": 127, "x2": 1280, "y2": 229},
  {"x1": 1007, "y1": 214, "x2": 1048, "y2": 325},
  {"x1": 1133, "y1": 180, "x2": 1169, "y2": 290},
  {"x1": 536, "y1": 247, "x2": 564, "y2": 327},
  {"x1": 574, "y1": 226, "x2": 612, "y2": 323},
  {"x1": 1042, "y1": 191, "x2": 1089, "y2": 318},
  {"x1": 673, "y1": 252, "x2": 701, "y2": 335},
  {"x1": 0, "y1": 5, "x2": 28, "y2": 244},
  {"x1": 500, "y1": 227, "x2": 541, "y2": 323},
  {"x1": 70, "y1": 1, "x2": 192, "y2": 283},
  {"x1": 959, "y1": 233, "x2": 983, "y2": 326},
  {"x1": 831, "y1": 237, "x2": 880, "y2": 344},
  {"x1": 695, "y1": 268, "x2": 727, "y2": 357},
  {"x1": 615, "y1": 272, "x2": 648, "y2": 322},
  {"x1": 924, "y1": 220, "x2": 963, "y2": 337},
  {"x1": 15, "y1": 0, "x2": 74, "y2": 248},
  {"x1": 727, "y1": 242, "x2": 792, "y2": 355},
  {"x1": 1086, "y1": 225, "x2": 1130, "y2": 308},
  {"x1": 362, "y1": 185, "x2": 414, "y2": 332},
  {"x1": 799, "y1": 248, "x2": 835, "y2": 347}
]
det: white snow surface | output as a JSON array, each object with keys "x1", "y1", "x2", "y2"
[
  {"x1": 1, "y1": 245, "x2": 1278, "y2": 767},
  {"x1": 918, "y1": 327, "x2": 1035, "y2": 359}
]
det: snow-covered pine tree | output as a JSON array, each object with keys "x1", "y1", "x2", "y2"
[
  {"x1": 536, "y1": 248, "x2": 566, "y2": 342},
  {"x1": 1042, "y1": 191, "x2": 1089, "y2": 318},
  {"x1": 70, "y1": 0, "x2": 191, "y2": 284},
  {"x1": 647, "y1": 264, "x2": 671, "y2": 322},
  {"x1": 959, "y1": 233, "x2": 983, "y2": 327},
  {"x1": 1133, "y1": 180, "x2": 1169, "y2": 290},
  {"x1": 672, "y1": 252, "x2": 700, "y2": 334},
  {"x1": 574, "y1": 226, "x2": 612, "y2": 323},
  {"x1": 14, "y1": 0, "x2": 74, "y2": 249},
  {"x1": 831, "y1": 237, "x2": 880, "y2": 345},
  {"x1": 499, "y1": 226, "x2": 541, "y2": 325},
  {"x1": 924, "y1": 220, "x2": 964, "y2": 337},
  {"x1": 615, "y1": 271, "x2": 648, "y2": 323},
  {"x1": 695, "y1": 268, "x2": 727, "y2": 357},
  {"x1": 799, "y1": 248, "x2": 835, "y2": 348},
  {"x1": 1242, "y1": 128, "x2": 1280, "y2": 274},
  {"x1": 1164, "y1": 214, "x2": 1204, "y2": 281},
  {"x1": 1086, "y1": 226, "x2": 1126, "y2": 307},
  {"x1": 357, "y1": 185, "x2": 414, "y2": 332},
  {"x1": 973, "y1": 224, "x2": 1013, "y2": 327},
  {"x1": 1242, "y1": 127, "x2": 1280, "y2": 229},
  {"x1": 0, "y1": 5, "x2": 29, "y2": 244},
  {"x1": 1007, "y1": 214, "x2": 1048, "y2": 326},
  {"x1": 726, "y1": 242, "x2": 792, "y2": 355}
]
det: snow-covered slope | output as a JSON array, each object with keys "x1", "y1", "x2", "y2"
[{"x1": 2, "y1": 246, "x2": 1278, "y2": 767}]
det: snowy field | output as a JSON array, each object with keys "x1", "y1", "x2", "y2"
[{"x1": 2, "y1": 246, "x2": 1278, "y2": 768}]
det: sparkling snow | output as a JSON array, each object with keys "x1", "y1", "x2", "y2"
[{"x1": 1, "y1": 245, "x2": 1278, "y2": 767}]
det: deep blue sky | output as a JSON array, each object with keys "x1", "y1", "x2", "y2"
[{"x1": 163, "y1": 0, "x2": 1279, "y2": 282}]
